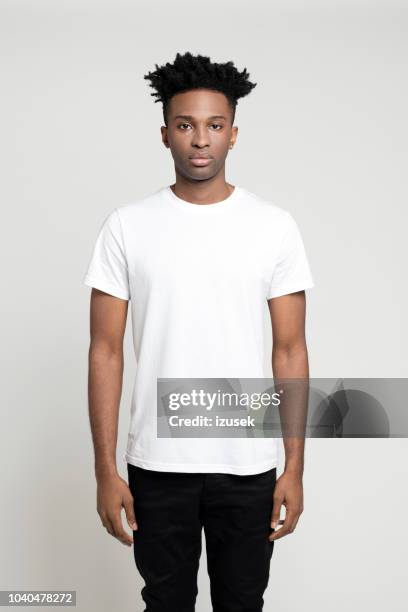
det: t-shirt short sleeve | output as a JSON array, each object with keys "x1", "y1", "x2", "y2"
[
  {"x1": 83, "y1": 208, "x2": 130, "y2": 300},
  {"x1": 267, "y1": 211, "x2": 315, "y2": 299}
]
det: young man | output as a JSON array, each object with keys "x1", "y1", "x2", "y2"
[{"x1": 84, "y1": 51, "x2": 314, "y2": 611}]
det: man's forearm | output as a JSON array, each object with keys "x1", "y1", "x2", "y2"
[
  {"x1": 272, "y1": 343, "x2": 309, "y2": 475},
  {"x1": 88, "y1": 343, "x2": 124, "y2": 480}
]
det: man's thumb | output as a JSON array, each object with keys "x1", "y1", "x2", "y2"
[
  {"x1": 270, "y1": 508, "x2": 281, "y2": 529},
  {"x1": 124, "y1": 497, "x2": 138, "y2": 531}
]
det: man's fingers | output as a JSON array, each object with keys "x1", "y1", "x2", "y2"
[
  {"x1": 123, "y1": 495, "x2": 138, "y2": 531},
  {"x1": 110, "y1": 512, "x2": 134, "y2": 546},
  {"x1": 100, "y1": 512, "x2": 133, "y2": 546},
  {"x1": 269, "y1": 509, "x2": 300, "y2": 541},
  {"x1": 269, "y1": 525, "x2": 290, "y2": 541},
  {"x1": 290, "y1": 515, "x2": 300, "y2": 532},
  {"x1": 270, "y1": 494, "x2": 284, "y2": 528},
  {"x1": 101, "y1": 515, "x2": 114, "y2": 537}
]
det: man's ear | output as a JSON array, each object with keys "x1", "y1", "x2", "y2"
[
  {"x1": 231, "y1": 125, "x2": 238, "y2": 146},
  {"x1": 161, "y1": 125, "x2": 169, "y2": 148}
]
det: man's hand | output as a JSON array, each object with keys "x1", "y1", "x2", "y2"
[
  {"x1": 96, "y1": 472, "x2": 138, "y2": 547},
  {"x1": 269, "y1": 470, "x2": 304, "y2": 542}
]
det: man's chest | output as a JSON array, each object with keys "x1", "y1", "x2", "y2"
[{"x1": 125, "y1": 218, "x2": 280, "y2": 299}]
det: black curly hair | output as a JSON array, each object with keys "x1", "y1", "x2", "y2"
[{"x1": 144, "y1": 51, "x2": 257, "y2": 126}]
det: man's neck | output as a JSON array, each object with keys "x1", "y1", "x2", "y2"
[{"x1": 171, "y1": 175, "x2": 234, "y2": 205}]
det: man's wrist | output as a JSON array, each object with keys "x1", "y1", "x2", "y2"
[
  {"x1": 95, "y1": 462, "x2": 119, "y2": 480},
  {"x1": 284, "y1": 462, "x2": 304, "y2": 477}
]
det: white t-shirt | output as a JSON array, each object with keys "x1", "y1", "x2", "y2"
[{"x1": 83, "y1": 185, "x2": 314, "y2": 475}]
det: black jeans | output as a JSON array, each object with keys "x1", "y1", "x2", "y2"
[{"x1": 127, "y1": 463, "x2": 277, "y2": 612}]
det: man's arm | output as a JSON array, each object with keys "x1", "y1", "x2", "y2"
[
  {"x1": 267, "y1": 290, "x2": 309, "y2": 541},
  {"x1": 87, "y1": 288, "x2": 137, "y2": 546}
]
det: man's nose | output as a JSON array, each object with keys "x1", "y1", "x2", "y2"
[{"x1": 191, "y1": 126, "x2": 210, "y2": 147}]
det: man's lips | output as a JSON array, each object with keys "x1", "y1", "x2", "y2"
[{"x1": 189, "y1": 155, "x2": 213, "y2": 167}]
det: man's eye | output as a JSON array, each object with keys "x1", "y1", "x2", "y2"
[
  {"x1": 210, "y1": 124, "x2": 223, "y2": 130},
  {"x1": 178, "y1": 123, "x2": 191, "y2": 130}
]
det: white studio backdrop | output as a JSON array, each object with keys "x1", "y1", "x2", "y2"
[{"x1": 1, "y1": 1, "x2": 407, "y2": 611}]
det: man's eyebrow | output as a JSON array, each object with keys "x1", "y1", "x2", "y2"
[{"x1": 173, "y1": 114, "x2": 227, "y2": 121}]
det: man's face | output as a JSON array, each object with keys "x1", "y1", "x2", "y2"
[{"x1": 161, "y1": 88, "x2": 238, "y2": 181}]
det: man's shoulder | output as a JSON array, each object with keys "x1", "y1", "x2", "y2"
[
  {"x1": 116, "y1": 187, "x2": 165, "y2": 218},
  {"x1": 239, "y1": 186, "x2": 291, "y2": 223}
]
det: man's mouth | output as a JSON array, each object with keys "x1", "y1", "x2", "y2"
[{"x1": 189, "y1": 155, "x2": 213, "y2": 167}]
